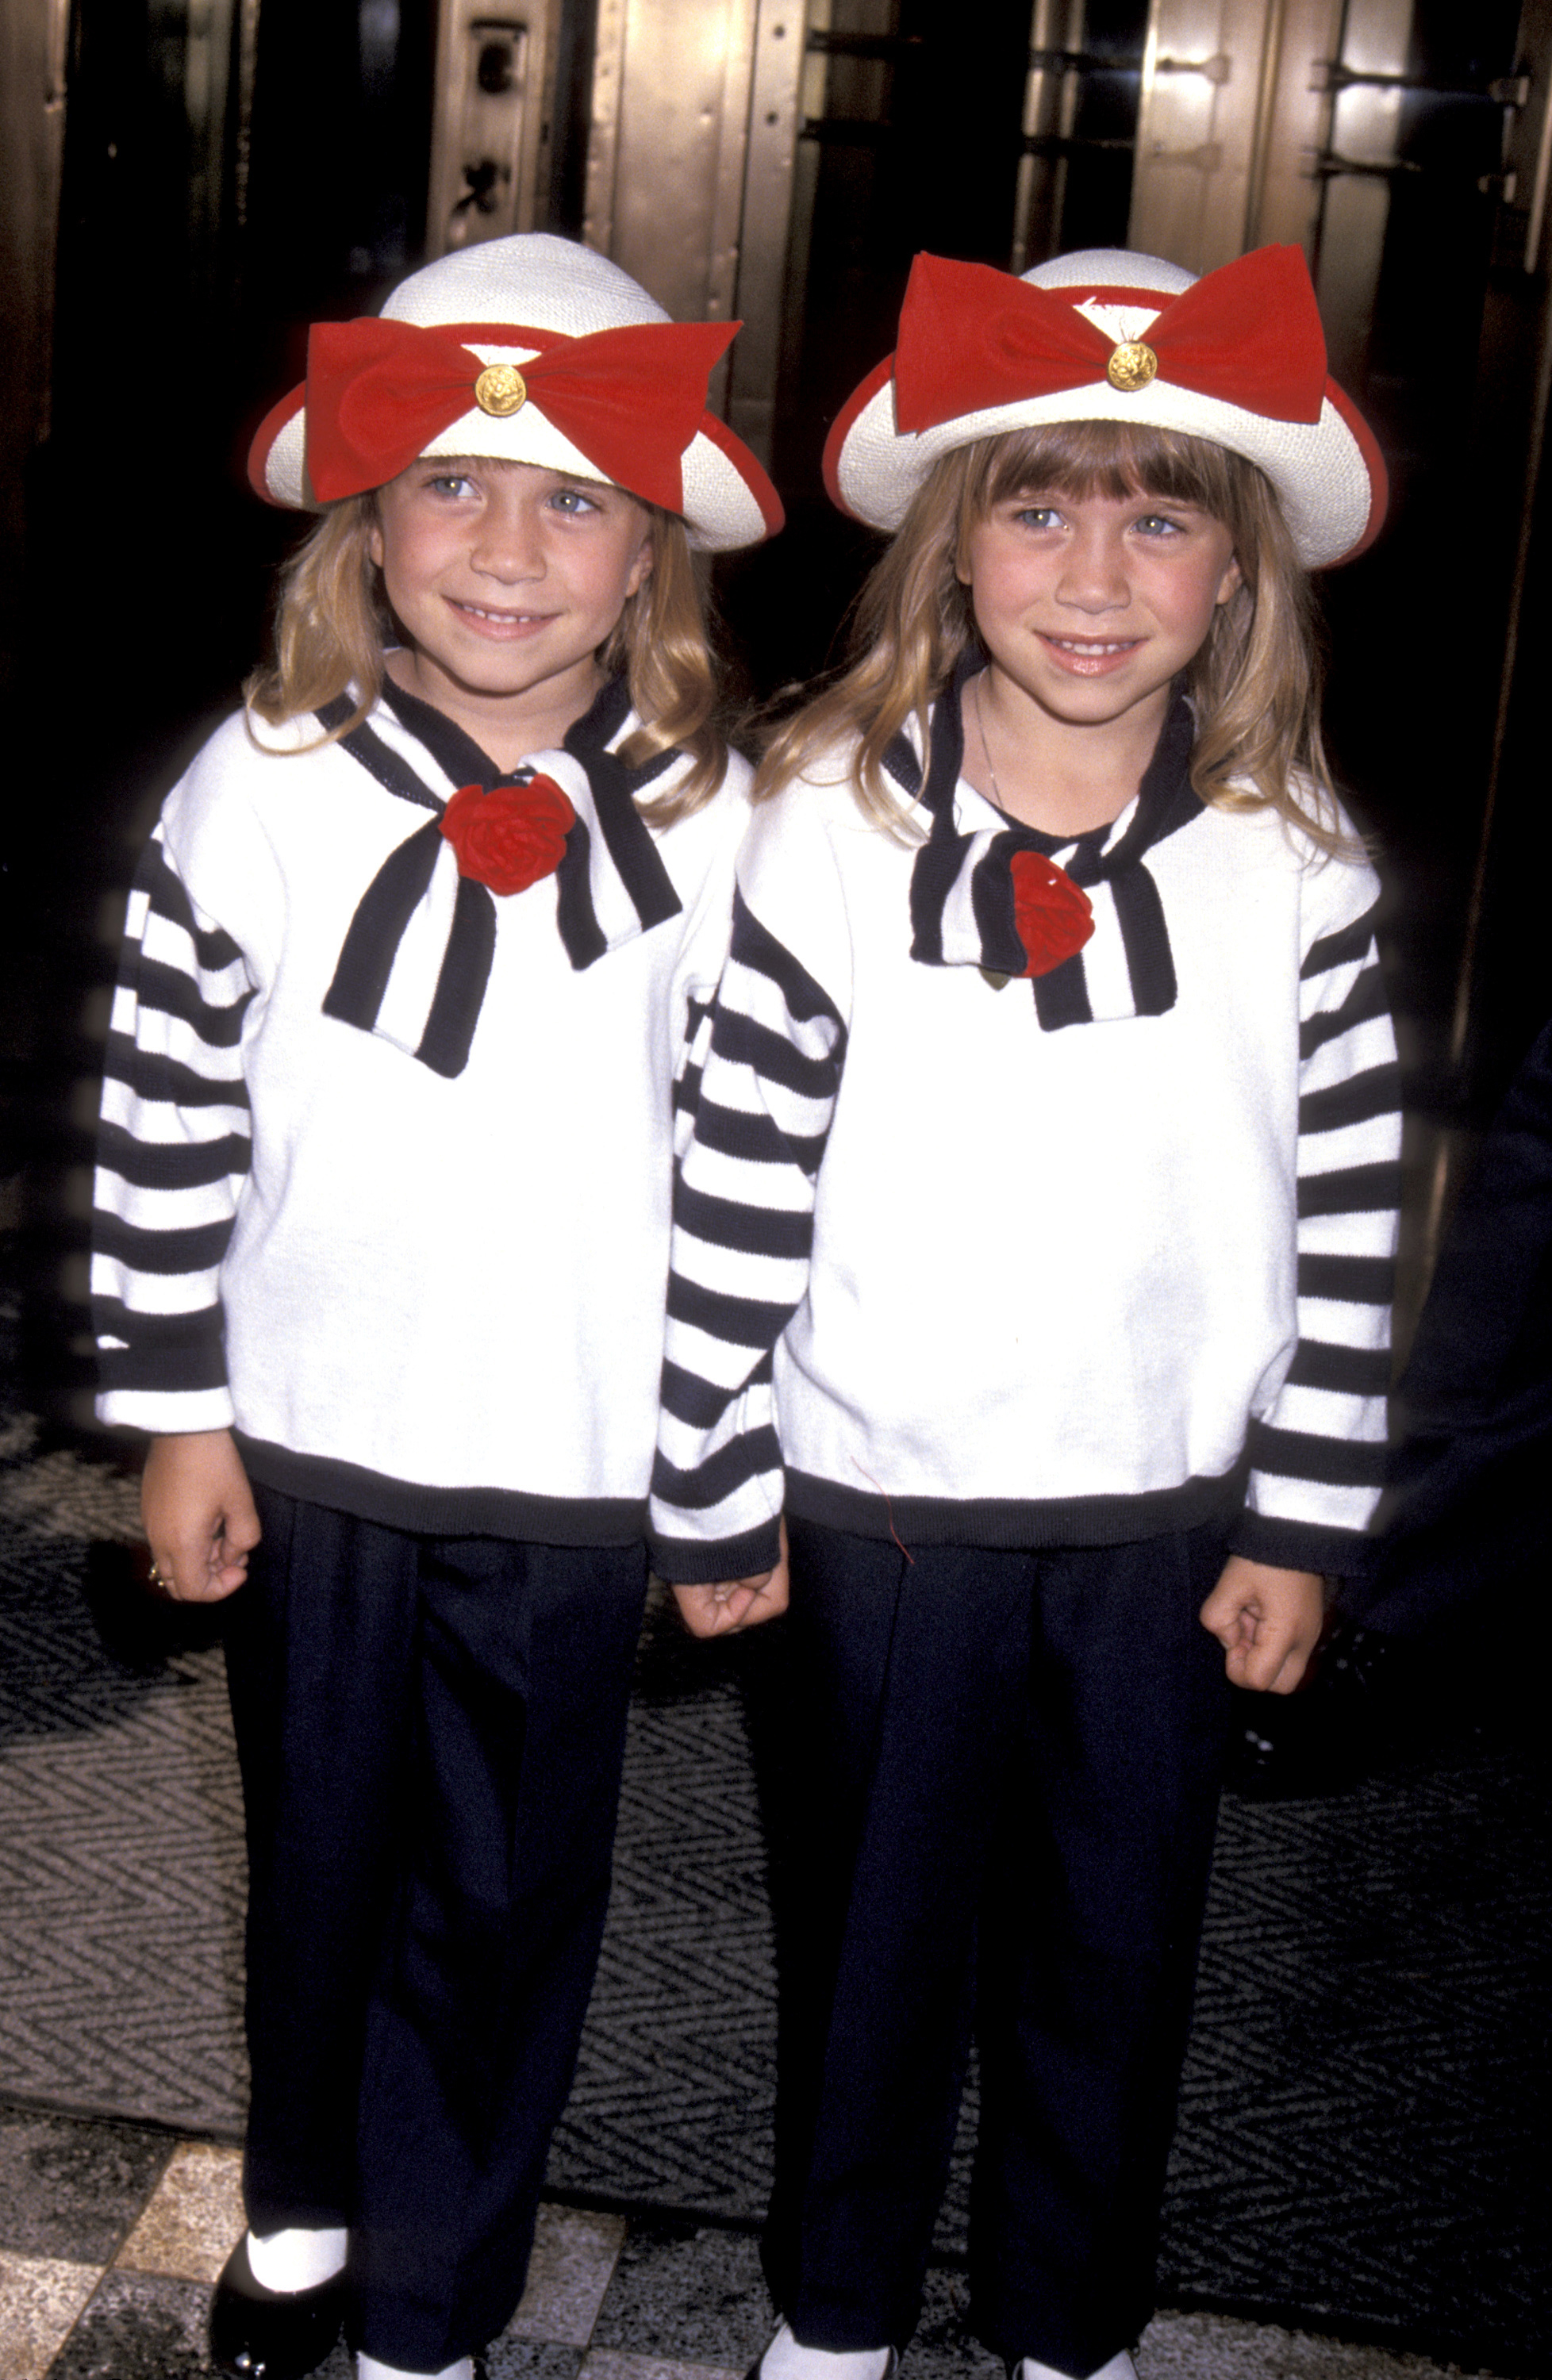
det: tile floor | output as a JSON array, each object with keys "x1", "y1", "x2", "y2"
[{"x1": 0, "y1": 2107, "x2": 1500, "y2": 2380}]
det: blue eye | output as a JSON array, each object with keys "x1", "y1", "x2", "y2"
[
  {"x1": 1133, "y1": 512, "x2": 1187, "y2": 537},
  {"x1": 1014, "y1": 505, "x2": 1063, "y2": 531},
  {"x1": 549, "y1": 486, "x2": 601, "y2": 516}
]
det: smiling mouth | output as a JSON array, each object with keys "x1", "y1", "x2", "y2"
[
  {"x1": 448, "y1": 599, "x2": 555, "y2": 626},
  {"x1": 1043, "y1": 635, "x2": 1141, "y2": 654}
]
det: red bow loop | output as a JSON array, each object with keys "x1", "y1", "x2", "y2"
[
  {"x1": 892, "y1": 244, "x2": 1328, "y2": 438},
  {"x1": 894, "y1": 257, "x2": 1113, "y2": 432},
  {"x1": 304, "y1": 315, "x2": 738, "y2": 507},
  {"x1": 1142, "y1": 246, "x2": 1328, "y2": 424},
  {"x1": 515, "y1": 318, "x2": 736, "y2": 512},
  {"x1": 309, "y1": 320, "x2": 485, "y2": 497}
]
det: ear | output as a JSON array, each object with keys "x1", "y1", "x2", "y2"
[
  {"x1": 367, "y1": 518, "x2": 386, "y2": 570},
  {"x1": 624, "y1": 526, "x2": 653, "y2": 602},
  {"x1": 1216, "y1": 553, "x2": 1244, "y2": 605}
]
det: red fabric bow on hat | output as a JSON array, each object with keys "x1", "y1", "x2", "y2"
[
  {"x1": 892, "y1": 245, "x2": 1329, "y2": 434},
  {"x1": 304, "y1": 315, "x2": 738, "y2": 509}
]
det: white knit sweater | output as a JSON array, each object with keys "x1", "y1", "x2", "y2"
[
  {"x1": 649, "y1": 685, "x2": 1400, "y2": 1581},
  {"x1": 93, "y1": 677, "x2": 749, "y2": 1542}
]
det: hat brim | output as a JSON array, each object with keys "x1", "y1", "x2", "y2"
[
  {"x1": 248, "y1": 363, "x2": 783, "y2": 553},
  {"x1": 822, "y1": 353, "x2": 1385, "y2": 570}
]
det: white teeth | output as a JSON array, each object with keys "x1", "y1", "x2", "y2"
[{"x1": 1051, "y1": 638, "x2": 1134, "y2": 654}]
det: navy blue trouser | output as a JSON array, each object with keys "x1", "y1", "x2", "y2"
[
  {"x1": 763, "y1": 1516, "x2": 1235, "y2": 2378},
  {"x1": 223, "y1": 1484, "x2": 647, "y2": 2371}
]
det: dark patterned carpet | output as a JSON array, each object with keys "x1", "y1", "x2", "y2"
[{"x1": 1, "y1": 1409, "x2": 1547, "y2": 2378}]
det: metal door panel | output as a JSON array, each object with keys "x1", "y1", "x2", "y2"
[
  {"x1": 1128, "y1": 0, "x2": 1276, "y2": 270},
  {"x1": 586, "y1": 0, "x2": 763, "y2": 337},
  {"x1": 427, "y1": 0, "x2": 559, "y2": 255}
]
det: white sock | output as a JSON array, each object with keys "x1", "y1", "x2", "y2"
[
  {"x1": 762, "y1": 2322, "x2": 892, "y2": 2380},
  {"x1": 1012, "y1": 2355, "x2": 1136, "y2": 2380},
  {"x1": 245, "y1": 2224, "x2": 348, "y2": 2294},
  {"x1": 355, "y1": 2359, "x2": 473, "y2": 2380},
  {"x1": 357, "y1": 2351, "x2": 474, "y2": 2370}
]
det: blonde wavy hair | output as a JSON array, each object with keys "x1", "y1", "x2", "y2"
[
  {"x1": 757, "y1": 420, "x2": 1347, "y2": 850},
  {"x1": 244, "y1": 487, "x2": 728, "y2": 825}
]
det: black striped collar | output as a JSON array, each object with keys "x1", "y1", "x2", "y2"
[
  {"x1": 887, "y1": 653, "x2": 1204, "y2": 871},
  {"x1": 893, "y1": 658, "x2": 1204, "y2": 1029},
  {"x1": 375, "y1": 666, "x2": 682, "y2": 802},
  {"x1": 317, "y1": 674, "x2": 686, "y2": 1077}
]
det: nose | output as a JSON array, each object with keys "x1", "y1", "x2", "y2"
[
  {"x1": 1055, "y1": 518, "x2": 1130, "y2": 614},
  {"x1": 471, "y1": 487, "x2": 544, "y2": 582}
]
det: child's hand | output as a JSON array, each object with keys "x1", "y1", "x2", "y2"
[
  {"x1": 1199, "y1": 1555, "x2": 1323, "y2": 1694},
  {"x1": 141, "y1": 1430, "x2": 262, "y2": 1603},
  {"x1": 671, "y1": 1523, "x2": 790, "y2": 1638}
]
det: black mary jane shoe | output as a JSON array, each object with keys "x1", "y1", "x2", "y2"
[{"x1": 209, "y1": 2236, "x2": 348, "y2": 2380}]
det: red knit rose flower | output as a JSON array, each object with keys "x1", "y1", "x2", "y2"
[
  {"x1": 438, "y1": 775, "x2": 576, "y2": 896},
  {"x1": 1009, "y1": 848, "x2": 1094, "y2": 977}
]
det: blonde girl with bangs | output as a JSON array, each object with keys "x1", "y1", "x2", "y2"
[
  {"x1": 649, "y1": 248, "x2": 1400, "y2": 2380},
  {"x1": 90, "y1": 234, "x2": 782, "y2": 2380}
]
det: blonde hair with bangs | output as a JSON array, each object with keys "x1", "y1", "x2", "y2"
[
  {"x1": 244, "y1": 487, "x2": 728, "y2": 826},
  {"x1": 758, "y1": 421, "x2": 1347, "y2": 851}
]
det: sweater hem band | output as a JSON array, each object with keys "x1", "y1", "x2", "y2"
[
  {"x1": 235, "y1": 1435, "x2": 645, "y2": 1545},
  {"x1": 782, "y1": 1466, "x2": 1244, "y2": 1549}
]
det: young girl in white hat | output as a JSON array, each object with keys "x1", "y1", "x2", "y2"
[
  {"x1": 91, "y1": 232, "x2": 782, "y2": 2380},
  {"x1": 650, "y1": 244, "x2": 1399, "y2": 2380}
]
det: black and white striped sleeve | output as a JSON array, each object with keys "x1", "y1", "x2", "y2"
[
  {"x1": 648, "y1": 886, "x2": 847, "y2": 1583},
  {"x1": 91, "y1": 826, "x2": 255, "y2": 1431},
  {"x1": 1233, "y1": 892, "x2": 1400, "y2": 1574}
]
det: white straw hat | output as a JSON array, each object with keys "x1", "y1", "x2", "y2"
[
  {"x1": 249, "y1": 233, "x2": 782, "y2": 552},
  {"x1": 824, "y1": 244, "x2": 1385, "y2": 568}
]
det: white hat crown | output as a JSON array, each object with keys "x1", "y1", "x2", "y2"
[
  {"x1": 382, "y1": 233, "x2": 672, "y2": 338},
  {"x1": 250, "y1": 232, "x2": 780, "y2": 552}
]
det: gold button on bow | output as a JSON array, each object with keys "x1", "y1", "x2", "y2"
[
  {"x1": 474, "y1": 363, "x2": 528, "y2": 416},
  {"x1": 1105, "y1": 340, "x2": 1158, "y2": 393}
]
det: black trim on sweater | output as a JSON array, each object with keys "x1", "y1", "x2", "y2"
[
  {"x1": 93, "y1": 1299, "x2": 229, "y2": 1395},
  {"x1": 1032, "y1": 940, "x2": 1095, "y2": 1029},
  {"x1": 1227, "y1": 1507, "x2": 1377, "y2": 1578},
  {"x1": 1285, "y1": 1339, "x2": 1393, "y2": 1396},
  {"x1": 650, "y1": 1517, "x2": 784, "y2": 1585},
  {"x1": 93, "y1": 1211, "x2": 237, "y2": 1276},
  {"x1": 95, "y1": 1121, "x2": 252, "y2": 1193},
  {"x1": 418, "y1": 872, "x2": 499, "y2": 1077},
  {"x1": 325, "y1": 677, "x2": 686, "y2": 1054},
  {"x1": 317, "y1": 694, "x2": 445, "y2": 813},
  {"x1": 565, "y1": 739, "x2": 682, "y2": 941},
  {"x1": 140, "y1": 843, "x2": 245, "y2": 970},
  {"x1": 384, "y1": 670, "x2": 685, "y2": 946},
  {"x1": 1300, "y1": 1061, "x2": 1403, "y2": 1133},
  {"x1": 236, "y1": 1432, "x2": 647, "y2": 1546},
  {"x1": 1300, "y1": 962, "x2": 1388, "y2": 1058},
  {"x1": 1298, "y1": 1160, "x2": 1404, "y2": 1218},
  {"x1": 102, "y1": 1036, "x2": 252, "y2": 1111},
  {"x1": 1302, "y1": 901, "x2": 1381, "y2": 981},
  {"x1": 782, "y1": 1463, "x2": 1246, "y2": 1552},
  {"x1": 322, "y1": 812, "x2": 447, "y2": 1033},
  {"x1": 902, "y1": 663, "x2": 1200, "y2": 1023}
]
